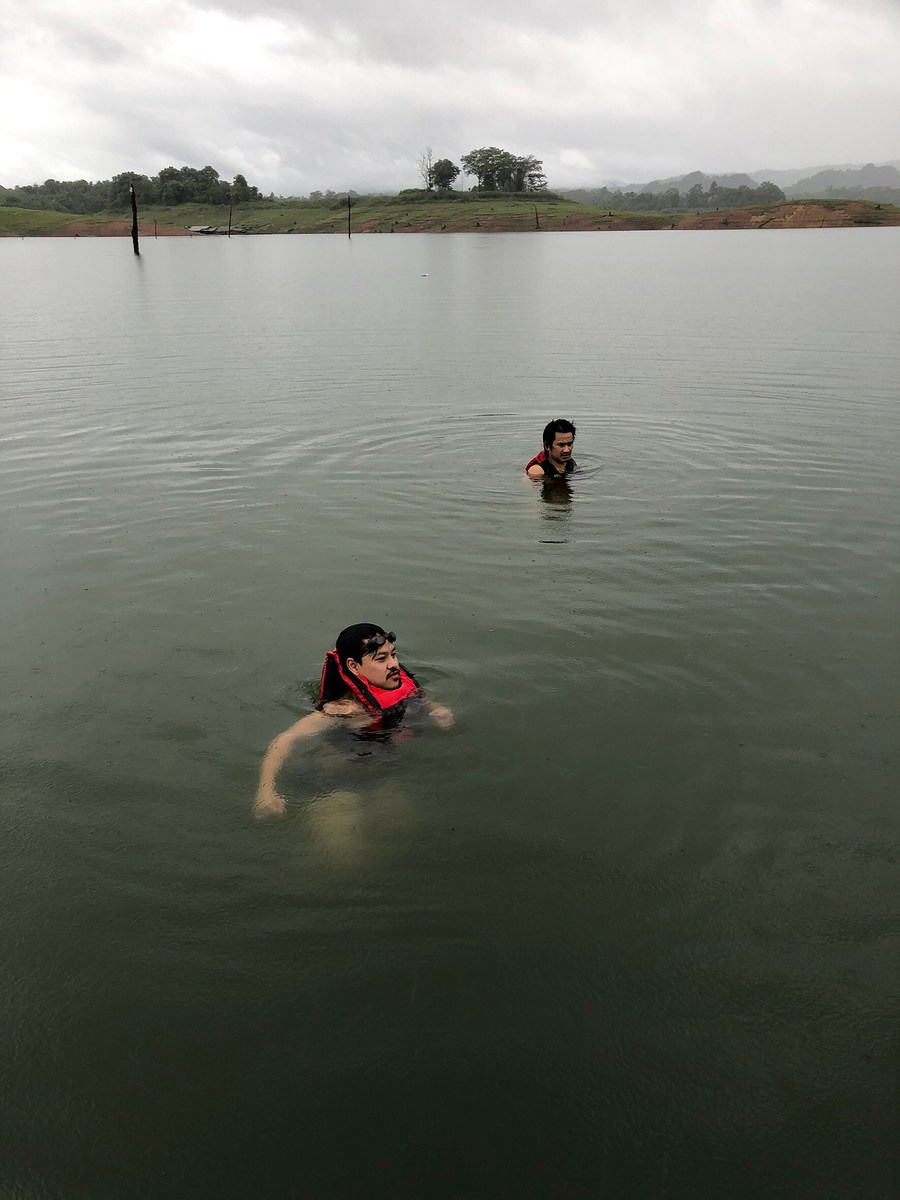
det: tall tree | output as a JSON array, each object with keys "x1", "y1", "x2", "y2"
[
  {"x1": 431, "y1": 159, "x2": 460, "y2": 189},
  {"x1": 460, "y1": 147, "x2": 503, "y2": 190},
  {"x1": 418, "y1": 146, "x2": 435, "y2": 190},
  {"x1": 157, "y1": 166, "x2": 190, "y2": 205},
  {"x1": 459, "y1": 147, "x2": 546, "y2": 192},
  {"x1": 510, "y1": 155, "x2": 546, "y2": 191},
  {"x1": 110, "y1": 172, "x2": 156, "y2": 208},
  {"x1": 686, "y1": 182, "x2": 705, "y2": 208},
  {"x1": 231, "y1": 174, "x2": 259, "y2": 203},
  {"x1": 753, "y1": 181, "x2": 786, "y2": 205}
]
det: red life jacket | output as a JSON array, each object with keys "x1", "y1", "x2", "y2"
[
  {"x1": 317, "y1": 650, "x2": 420, "y2": 723},
  {"x1": 525, "y1": 449, "x2": 575, "y2": 478},
  {"x1": 525, "y1": 449, "x2": 549, "y2": 473}
]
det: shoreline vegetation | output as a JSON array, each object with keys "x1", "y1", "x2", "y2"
[{"x1": 1, "y1": 197, "x2": 898, "y2": 238}]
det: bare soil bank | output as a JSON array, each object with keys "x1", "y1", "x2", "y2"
[
  {"x1": 675, "y1": 202, "x2": 899, "y2": 230},
  {"x1": 354, "y1": 202, "x2": 899, "y2": 233}
]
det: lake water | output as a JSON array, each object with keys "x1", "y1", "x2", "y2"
[{"x1": 2, "y1": 230, "x2": 898, "y2": 1199}]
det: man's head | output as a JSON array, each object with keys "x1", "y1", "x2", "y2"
[
  {"x1": 335, "y1": 623, "x2": 401, "y2": 690},
  {"x1": 542, "y1": 418, "x2": 576, "y2": 465}
]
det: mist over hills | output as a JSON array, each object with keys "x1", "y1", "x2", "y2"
[
  {"x1": 558, "y1": 161, "x2": 900, "y2": 206},
  {"x1": 786, "y1": 163, "x2": 900, "y2": 202},
  {"x1": 607, "y1": 169, "x2": 757, "y2": 195},
  {"x1": 749, "y1": 161, "x2": 900, "y2": 188}
]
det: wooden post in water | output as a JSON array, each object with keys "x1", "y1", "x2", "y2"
[
  {"x1": 347, "y1": 195, "x2": 352, "y2": 239},
  {"x1": 130, "y1": 185, "x2": 140, "y2": 256},
  {"x1": 228, "y1": 195, "x2": 233, "y2": 238},
  {"x1": 154, "y1": 219, "x2": 158, "y2": 239}
]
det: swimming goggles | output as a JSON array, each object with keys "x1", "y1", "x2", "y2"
[{"x1": 362, "y1": 631, "x2": 396, "y2": 653}]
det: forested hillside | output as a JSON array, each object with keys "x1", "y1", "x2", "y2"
[{"x1": 0, "y1": 166, "x2": 261, "y2": 213}]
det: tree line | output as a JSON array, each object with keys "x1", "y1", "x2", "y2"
[
  {"x1": 0, "y1": 166, "x2": 262, "y2": 213},
  {"x1": 562, "y1": 180, "x2": 786, "y2": 212},
  {"x1": 790, "y1": 184, "x2": 900, "y2": 204},
  {"x1": 0, "y1": 146, "x2": 549, "y2": 216},
  {"x1": 2, "y1": 156, "x2": 799, "y2": 216}
]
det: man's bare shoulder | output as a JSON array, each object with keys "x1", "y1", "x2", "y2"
[{"x1": 321, "y1": 697, "x2": 367, "y2": 717}]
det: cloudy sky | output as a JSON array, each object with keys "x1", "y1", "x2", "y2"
[{"x1": 1, "y1": 0, "x2": 897, "y2": 194}]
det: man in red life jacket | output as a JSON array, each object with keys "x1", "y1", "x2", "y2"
[
  {"x1": 254, "y1": 623, "x2": 453, "y2": 817},
  {"x1": 525, "y1": 418, "x2": 577, "y2": 479}
]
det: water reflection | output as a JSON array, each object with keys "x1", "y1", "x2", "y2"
[
  {"x1": 540, "y1": 478, "x2": 573, "y2": 507},
  {"x1": 537, "y1": 477, "x2": 572, "y2": 542},
  {"x1": 297, "y1": 779, "x2": 417, "y2": 870}
]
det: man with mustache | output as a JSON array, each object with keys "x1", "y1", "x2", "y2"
[
  {"x1": 254, "y1": 623, "x2": 453, "y2": 817},
  {"x1": 525, "y1": 418, "x2": 577, "y2": 479}
]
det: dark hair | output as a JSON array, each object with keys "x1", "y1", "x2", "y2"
[
  {"x1": 334, "y1": 623, "x2": 389, "y2": 668},
  {"x1": 543, "y1": 418, "x2": 576, "y2": 448},
  {"x1": 318, "y1": 623, "x2": 392, "y2": 708}
]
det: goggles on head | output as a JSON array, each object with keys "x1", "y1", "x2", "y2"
[{"x1": 361, "y1": 631, "x2": 396, "y2": 655}]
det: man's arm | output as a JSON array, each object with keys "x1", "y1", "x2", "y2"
[
  {"x1": 423, "y1": 699, "x2": 454, "y2": 729},
  {"x1": 254, "y1": 710, "x2": 334, "y2": 818},
  {"x1": 526, "y1": 463, "x2": 545, "y2": 479}
]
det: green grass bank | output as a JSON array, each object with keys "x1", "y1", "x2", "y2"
[{"x1": 1, "y1": 195, "x2": 897, "y2": 237}]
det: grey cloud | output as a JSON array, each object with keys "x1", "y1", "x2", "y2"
[
  {"x1": 40, "y1": 15, "x2": 134, "y2": 64},
  {"x1": 2, "y1": 0, "x2": 898, "y2": 193},
  {"x1": 198, "y1": 0, "x2": 689, "y2": 67}
]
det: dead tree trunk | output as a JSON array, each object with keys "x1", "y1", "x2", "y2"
[{"x1": 130, "y1": 185, "x2": 140, "y2": 256}]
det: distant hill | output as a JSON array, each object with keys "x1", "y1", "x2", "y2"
[
  {"x1": 618, "y1": 170, "x2": 758, "y2": 195},
  {"x1": 557, "y1": 160, "x2": 900, "y2": 202},
  {"x1": 786, "y1": 164, "x2": 900, "y2": 202},
  {"x1": 557, "y1": 171, "x2": 767, "y2": 202},
  {"x1": 746, "y1": 162, "x2": 899, "y2": 187},
  {"x1": 556, "y1": 175, "x2": 784, "y2": 212}
]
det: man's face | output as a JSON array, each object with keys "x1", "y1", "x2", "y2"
[
  {"x1": 547, "y1": 431, "x2": 575, "y2": 464},
  {"x1": 352, "y1": 639, "x2": 401, "y2": 690}
]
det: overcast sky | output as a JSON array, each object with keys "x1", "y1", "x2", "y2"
[{"x1": 1, "y1": 0, "x2": 897, "y2": 194}]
